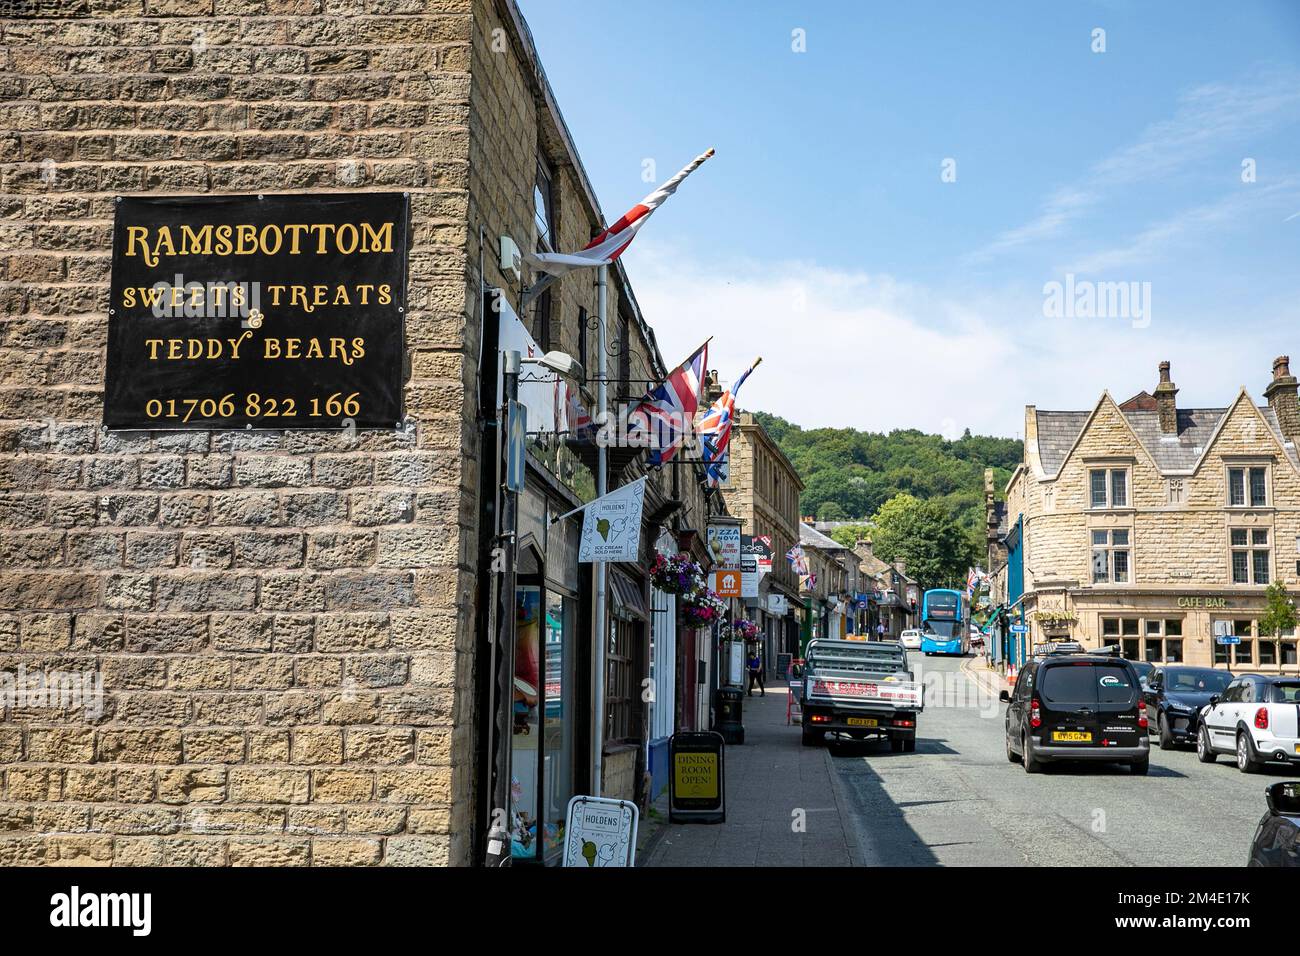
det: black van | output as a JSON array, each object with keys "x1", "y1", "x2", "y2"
[{"x1": 1002, "y1": 651, "x2": 1150, "y2": 774}]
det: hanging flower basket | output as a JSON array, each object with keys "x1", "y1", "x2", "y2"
[
  {"x1": 650, "y1": 552, "x2": 703, "y2": 595},
  {"x1": 722, "y1": 619, "x2": 759, "y2": 641},
  {"x1": 681, "y1": 587, "x2": 726, "y2": 629}
]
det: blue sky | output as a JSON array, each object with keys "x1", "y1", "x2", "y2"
[{"x1": 519, "y1": 0, "x2": 1300, "y2": 437}]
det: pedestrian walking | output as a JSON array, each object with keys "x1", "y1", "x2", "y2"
[
  {"x1": 876, "y1": 621, "x2": 886, "y2": 641},
  {"x1": 746, "y1": 647, "x2": 764, "y2": 697}
]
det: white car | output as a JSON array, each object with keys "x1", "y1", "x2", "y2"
[
  {"x1": 1197, "y1": 674, "x2": 1300, "y2": 773},
  {"x1": 899, "y1": 628, "x2": 923, "y2": 649}
]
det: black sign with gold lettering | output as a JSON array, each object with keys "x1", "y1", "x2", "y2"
[{"x1": 104, "y1": 192, "x2": 409, "y2": 430}]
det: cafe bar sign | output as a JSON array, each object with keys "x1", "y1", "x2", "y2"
[{"x1": 103, "y1": 193, "x2": 410, "y2": 430}]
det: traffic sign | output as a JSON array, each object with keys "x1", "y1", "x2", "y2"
[
  {"x1": 1215, "y1": 635, "x2": 1241, "y2": 645},
  {"x1": 1010, "y1": 623, "x2": 1029, "y2": 634}
]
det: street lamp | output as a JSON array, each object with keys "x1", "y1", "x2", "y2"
[{"x1": 485, "y1": 347, "x2": 582, "y2": 867}]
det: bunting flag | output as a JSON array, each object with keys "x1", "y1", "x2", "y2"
[
  {"x1": 627, "y1": 341, "x2": 709, "y2": 466},
  {"x1": 698, "y1": 358, "x2": 760, "y2": 488},
  {"x1": 526, "y1": 149, "x2": 714, "y2": 275}
]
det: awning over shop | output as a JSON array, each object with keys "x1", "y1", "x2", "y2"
[{"x1": 609, "y1": 568, "x2": 648, "y2": 622}]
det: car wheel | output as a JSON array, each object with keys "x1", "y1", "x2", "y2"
[
  {"x1": 1022, "y1": 733, "x2": 1042, "y2": 774},
  {"x1": 801, "y1": 725, "x2": 822, "y2": 747},
  {"x1": 1130, "y1": 757, "x2": 1149, "y2": 775},
  {"x1": 1158, "y1": 713, "x2": 1175, "y2": 750},
  {"x1": 903, "y1": 737, "x2": 916, "y2": 753},
  {"x1": 1196, "y1": 724, "x2": 1216, "y2": 763},
  {"x1": 1236, "y1": 731, "x2": 1262, "y2": 774},
  {"x1": 1006, "y1": 730, "x2": 1021, "y2": 763},
  {"x1": 889, "y1": 735, "x2": 906, "y2": 754}
]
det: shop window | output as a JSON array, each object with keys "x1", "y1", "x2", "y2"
[
  {"x1": 1283, "y1": 641, "x2": 1298, "y2": 666},
  {"x1": 1233, "y1": 619, "x2": 1254, "y2": 665},
  {"x1": 606, "y1": 617, "x2": 635, "y2": 743},
  {"x1": 541, "y1": 591, "x2": 575, "y2": 863},
  {"x1": 1164, "y1": 639, "x2": 1184, "y2": 663},
  {"x1": 1090, "y1": 468, "x2": 1128, "y2": 509},
  {"x1": 1260, "y1": 640, "x2": 1277, "y2": 665},
  {"x1": 510, "y1": 585, "x2": 544, "y2": 861},
  {"x1": 1143, "y1": 638, "x2": 1162, "y2": 662},
  {"x1": 1121, "y1": 618, "x2": 1140, "y2": 637}
]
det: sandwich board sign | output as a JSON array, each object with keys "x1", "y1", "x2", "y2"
[
  {"x1": 669, "y1": 731, "x2": 725, "y2": 824},
  {"x1": 562, "y1": 795, "x2": 639, "y2": 867}
]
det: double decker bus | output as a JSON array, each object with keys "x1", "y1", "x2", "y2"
[{"x1": 919, "y1": 588, "x2": 969, "y2": 656}]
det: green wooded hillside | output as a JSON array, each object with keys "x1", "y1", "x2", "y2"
[{"x1": 752, "y1": 411, "x2": 1023, "y2": 557}]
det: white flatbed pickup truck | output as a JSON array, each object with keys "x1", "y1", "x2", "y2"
[{"x1": 800, "y1": 639, "x2": 924, "y2": 752}]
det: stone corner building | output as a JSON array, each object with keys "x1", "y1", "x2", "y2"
[
  {"x1": 991, "y1": 358, "x2": 1300, "y2": 674},
  {"x1": 0, "y1": 0, "x2": 719, "y2": 866}
]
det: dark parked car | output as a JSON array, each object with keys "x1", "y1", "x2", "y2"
[
  {"x1": 1129, "y1": 660, "x2": 1154, "y2": 690},
  {"x1": 1248, "y1": 781, "x2": 1300, "y2": 867},
  {"x1": 1142, "y1": 665, "x2": 1233, "y2": 750},
  {"x1": 1002, "y1": 649, "x2": 1150, "y2": 774}
]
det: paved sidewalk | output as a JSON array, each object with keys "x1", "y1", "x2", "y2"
[
  {"x1": 961, "y1": 654, "x2": 1008, "y2": 699},
  {"x1": 643, "y1": 683, "x2": 860, "y2": 867}
]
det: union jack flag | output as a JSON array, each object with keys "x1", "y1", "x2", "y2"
[
  {"x1": 698, "y1": 359, "x2": 759, "y2": 488},
  {"x1": 628, "y1": 341, "x2": 709, "y2": 466},
  {"x1": 786, "y1": 544, "x2": 809, "y2": 576},
  {"x1": 565, "y1": 382, "x2": 594, "y2": 443}
]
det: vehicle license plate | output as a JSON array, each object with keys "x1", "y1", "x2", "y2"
[
  {"x1": 846, "y1": 717, "x2": 878, "y2": 727},
  {"x1": 1052, "y1": 731, "x2": 1091, "y2": 743}
]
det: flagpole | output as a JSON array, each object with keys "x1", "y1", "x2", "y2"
[{"x1": 593, "y1": 262, "x2": 608, "y2": 798}]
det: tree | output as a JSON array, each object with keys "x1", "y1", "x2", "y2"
[
  {"x1": 869, "y1": 493, "x2": 975, "y2": 590},
  {"x1": 1258, "y1": 581, "x2": 1297, "y2": 638}
]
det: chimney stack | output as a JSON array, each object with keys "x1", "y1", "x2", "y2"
[
  {"x1": 1265, "y1": 355, "x2": 1300, "y2": 443},
  {"x1": 1154, "y1": 360, "x2": 1178, "y2": 434}
]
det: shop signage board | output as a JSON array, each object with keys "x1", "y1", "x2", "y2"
[
  {"x1": 668, "y1": 732, "x2": 725, "y2": 824},
  {"x1": 561, "y1": 795, "x2": 639, "y2": 868},
  {"x1": 714, "y1": 569, "x2": 741, "y2": 597},
  {"x1": 740, "y1": 554, "x2": 759, "y2": 598},
  {"x1": 742, "y1": 534, "x2": 772, "y2": 578},
  {"x1": 767, "y1": 593, "x2": 789, "y2": 615},
  {"x1": 104, "y1": 193, "x2": 409, "y2": 430},
  {"x1": 578, "y1": 477, "x2": 646, "y2": 563},
  {"x1": 505, "y1": 400, "x2": 526, "y2": 493},
  {"x1": 707, "y1": 523, "x2": 742, "y2": 569}
]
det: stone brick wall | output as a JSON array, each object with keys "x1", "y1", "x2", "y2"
[{"x1": 0, "y1": 0, "x2": 481, "y2": 866}]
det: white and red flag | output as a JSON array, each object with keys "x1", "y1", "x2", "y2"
[{"x1": 527, "y1": 149, "x2": 714, "y2": 275}]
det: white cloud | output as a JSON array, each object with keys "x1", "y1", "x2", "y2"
[
  {"x1": 969, "y1": 68, "x2": 1300, "y2": 264},
  {"x1": 620, "y1": 241, "x2": 1295, "y2": 438}
]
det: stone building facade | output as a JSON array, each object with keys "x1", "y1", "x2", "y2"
[
  {"x1": 0, "y1": 0, "x2": 721, "y2": 867},
  {"x1": 719, "y1": 411, "x2": 804, "y2": 659},
  {"x1": 1002, "y1": 359, "x2": 1300, "y2": 672}
]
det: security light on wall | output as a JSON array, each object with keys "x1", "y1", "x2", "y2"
[{"x1": 499, "y1": 235, "x2": 522, "y2": 282}]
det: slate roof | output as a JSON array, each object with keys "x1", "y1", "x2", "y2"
[
  {"x1": 989, "y1": 500, "x2": 1008, "y2": 538},
  {"x1": 1033, "y1": 402, "x2": 1299, "y2": 478},
  {"x1": 800, "y1": 522, "x2": 848, "y2": 552}
]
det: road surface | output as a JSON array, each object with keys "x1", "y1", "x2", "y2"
[{"x1": 828, "y1": 654, "x2": 1293, "y2": 866}]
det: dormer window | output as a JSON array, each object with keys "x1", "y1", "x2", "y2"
[
  {"x1": 1089, "y1": 468, "x2": 1128, "y2": 509},
  {"x1": 1227, "y1": 466, "x2": 1267, "y2": 507}
]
